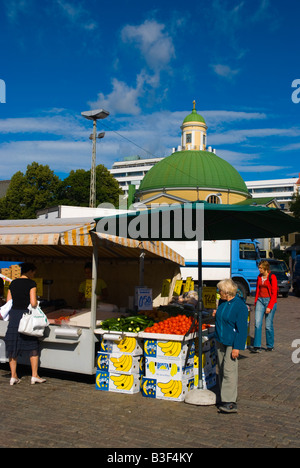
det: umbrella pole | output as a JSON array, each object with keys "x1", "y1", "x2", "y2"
[
  {"x1": 184, "y1": 240, "x2": 216, "y2": 406},
  {"x1": 197, "y1": 243, "x2": 204, "y2": 390}
]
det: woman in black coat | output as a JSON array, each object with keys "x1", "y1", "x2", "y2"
[{"x1": 5, "y1": 263, "x2": 46, "y2": 386}]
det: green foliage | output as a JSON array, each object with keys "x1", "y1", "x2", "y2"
[
  {"x1": 58, "y1": 165, "x2": 123, "y2": 208},
  {"x1": 289, "y1": 192, "x2": 300, "y2": 219},
  {"x1": 0, "y1": 162, "x2": 60, "y2": 219},
  {"x1": 0, "y1": 162, "x2": 124, "y2": 219}
]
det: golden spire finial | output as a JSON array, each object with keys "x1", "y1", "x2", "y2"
[{"x1": 193, "y1": 100, "x2": 196, "y2": 110}]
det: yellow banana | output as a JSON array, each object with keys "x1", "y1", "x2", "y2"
[
  {"x1": 163, "y1": 342, "x2": 181, "y2": 357},
  {"x1": 110, "y1": 374, "x2": 134, "y2": 390},
  {"x1": 143, "y1": 379, "x2": 149, "y2": 396},
  {"x1": 170, "y1": 363, "x2": 178, "y2": 377},
  {"x1": 110, "y1": 355, "x2": 132, "y2": 372},
  {"x1": 117, "y1": 337, "x2": 136, "y2": 353},
  {"x1": 158, "y1": 341, "x2": 174, "y2": 353},
  {"x1": 159, "y1": 341, "x2": 180, "y2": 355},
  {"x1": 148, "y1": 361, "x2": 156, "y2": 374},
  {"x1": 172, "y1": 381, "x2": 182, "y2": 398},
  {"x1": 158, "y1": 380, "x2": 182, "y2": 398}
]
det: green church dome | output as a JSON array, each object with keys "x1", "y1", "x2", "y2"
[
  {"x1": 183, "y1": 108, "x2": 206, "y2": 125},
  {"x1": 138, "y1": 150, "x2": 249, "y2": 196}
]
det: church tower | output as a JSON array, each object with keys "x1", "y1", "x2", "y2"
[{"x1": 180, "y1": 101, "x2": 207, "y2": 151}]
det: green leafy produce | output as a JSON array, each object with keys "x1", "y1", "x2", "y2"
[{"x1": 100, "y1": 315, "x2": 154, "y2": 333}]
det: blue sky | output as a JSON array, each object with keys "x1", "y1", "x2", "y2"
[{"x1": 0, "y1": 0, "x2": 299, "y2": 183}]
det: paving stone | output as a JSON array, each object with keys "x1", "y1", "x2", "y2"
[{"x1": 0, "y1": 294, "x2": 299, "y2": 448}]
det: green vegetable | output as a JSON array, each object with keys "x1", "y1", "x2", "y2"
[{"x1": 100, "y1": 315, "x2": 154, "y2": 333}]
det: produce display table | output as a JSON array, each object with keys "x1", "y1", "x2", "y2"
[{"x1": 94, "y1": 323, "x2": 216, "y2": 402}]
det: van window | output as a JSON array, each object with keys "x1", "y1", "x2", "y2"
[{"x1": 239, "y1": 243, "x2": 258, "y2": 260}]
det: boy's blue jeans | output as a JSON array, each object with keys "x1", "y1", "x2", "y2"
[{"x1": 254, "y1": 297, "x2": 277, "y2": 349}]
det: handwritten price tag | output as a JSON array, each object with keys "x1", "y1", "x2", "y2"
[
  {"x1": 202, "y1": 287, "x2": 217, "y2": 309},
  {"x1": 135, "y1": 288, "x2": 153, "y2": 311}
]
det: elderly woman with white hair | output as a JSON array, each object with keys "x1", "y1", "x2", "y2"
[{"x1": 213, "y1": 279, "x2": 249, "y2": 414}]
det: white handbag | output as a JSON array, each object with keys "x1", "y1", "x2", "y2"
[{"x1": 18, "y1": 305, "x2": 49, "y2": 337}]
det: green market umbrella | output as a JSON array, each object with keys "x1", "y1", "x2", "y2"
[
  {"x1": 96, "y1": 201, "x2": 300, "y2": 242},
  {"x1": 95, "y1": 201, "x2": 300, "y2": 405}
]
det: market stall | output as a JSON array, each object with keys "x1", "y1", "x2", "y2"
[{"x1": 0, "y1": 217, "x2": 185, "y2": 374}]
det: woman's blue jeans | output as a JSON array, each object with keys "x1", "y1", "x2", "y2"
[{"x1": 254, "y1": 297, "x2": 277, "y2": 349}]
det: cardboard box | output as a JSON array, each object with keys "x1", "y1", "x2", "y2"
[
  {"x1": 194, "y1": 348, "x2": 217, "y2": 372},
  {"x1": 198, "y1": 336, "x2": 216, "y2": 353},
  {"x1": 144, "y1": 338, "x2": 195, "y2": 361},
  {"x1": 100, "y1": 336, "x2": 144, "y2": 356},
  {"x1": 194, "y1": 367, "x2": 217, "y2": 390},
  {"x1": 145, "y1": 356, "x2": 194, "y2": 380},
  {"x1": 96, "y1": 352, "x2": 144, "y2": 375},
  {"x1": 141, "y1": 376, "x2": 194, "y2": 402},
  {"x1": 95, "y1": 371, "x2": 141, "y2": 394}
]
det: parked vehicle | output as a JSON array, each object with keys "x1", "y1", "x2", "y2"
[
  {"x1": 266, "y1": 259, "x2": 291, "y2": 297},
  {"x1": 259, "y1": 249, "x2": 274, "y2": 259},
  {"x1": 164, "y1": 239, "x2": 260, "y2": 300},
  {"x1": 292, "y1": 255, "x2": 300, "y2": 297}
]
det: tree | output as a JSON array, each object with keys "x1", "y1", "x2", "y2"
[
  {"x1": 290, "y1": 192, "x2": 300, "y2": 219},
  {"x1": 0, "y1": 162, "x2": 60, "y2": 219},
  {"x1": 58, "y1": 165, "x2": 124, "y2": 208}
]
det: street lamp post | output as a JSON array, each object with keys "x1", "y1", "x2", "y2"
[{"x1": 81, "y1": 109, "x2": 109, "y2": 208}]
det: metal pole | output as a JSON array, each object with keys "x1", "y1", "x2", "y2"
[
  {"x1": 139, "y1": 251, "x2": 145, "y2": 287},
  {"x1": 197, "y1": 241, "x2": 203, "y2": 390},
  {"x1": 89, "y1": 119, "x2": 97, "y2": 208},
  {"x1": 90, "y1": 233, "x2": 98, "y2": 372}
]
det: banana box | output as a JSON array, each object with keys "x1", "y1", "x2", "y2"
[
  {"x1": 96, "y1": 371, "x2": 141, "y2": 394},
  {"x1": 144, "y1": 338, "x2": 195, "y2": 361},
  {"x1": 194, "y1": 348, "x2": 217, "y2": 372},
  {"x1": 97, "y1": 352, "x2": 144, "y2": 375},
  {"x1": 199, "y1": 336, "x2": 216, "y2": 353},
  {"x1": 141, "y1": 376, "x2": 194, "y2": 402},
  {"x1": 194, "y1": 369, "x2": 217, "y2": 390},
  {"x1": 100, "y1": 336, "x2": 143, "y2": 356},
  {"x1": 145, "y1": 357, "x2": 194, "y2": 380}
]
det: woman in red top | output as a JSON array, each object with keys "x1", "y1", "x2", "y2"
[{"x1": 252, "y1": 261, "x2": 278, "y2": 352}]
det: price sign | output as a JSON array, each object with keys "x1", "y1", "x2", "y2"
[
  {"x1": 173, "y1": 280, "x2": 183, "y2": 296},
  {"x1": 202, "y1": 287, "x2": 217, "y2": 309},
  {"x1": 183, "y1": 277, "x2": 192, "y2": 293},
  {"x1": 135, "y1": 287, "x2": 153, "y2": 311},
  {"x1": 161, "y1": 279, "x2": 171, "y2": 297}
]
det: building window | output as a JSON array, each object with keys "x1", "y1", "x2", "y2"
[
  {"x1": 186, "y1": 133, "x2": 192, "y2": 144},
  {"x1": 207, "y1": 195, "x2": 221, "y2": 204}
]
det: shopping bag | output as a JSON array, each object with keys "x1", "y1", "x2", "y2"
[
  {"x1": 28, "y1": 304, "x2": 49, "y2": 329},
  {"x1": 18, "y1": 305, "x2": 49, "y2": 337},
  {"x1": 0, "y1": 299, "x2": 13, "y2": 321}
]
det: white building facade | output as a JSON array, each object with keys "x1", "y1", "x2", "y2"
[
  {"x1": 246, "y1": 177, "x2": 300, "y2": 211},
  {"x1": 109, "y1": 156, "x2": 164, "y2": 198}
]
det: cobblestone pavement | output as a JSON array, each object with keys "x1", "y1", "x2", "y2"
[{"x1": 0, "y1": 295, "x2": 299, "y2": 449}]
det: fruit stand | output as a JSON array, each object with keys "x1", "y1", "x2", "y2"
[
  {"x1": 0, "y1": 217, "x2": 185, "y2": 375},
  {"x1": 95, "y1": 308, "x2": 217, "y2": 402}
]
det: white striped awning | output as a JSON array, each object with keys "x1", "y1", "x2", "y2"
[
  {"x1": 0, "y1": 218, "x2": 184, "y2": 265},
  {"x1": 94, "y1": 232, "x2": 185, "y2": 265},
  {"x1": 0, "y1": 218, "x2": 95, "y2": 246}
]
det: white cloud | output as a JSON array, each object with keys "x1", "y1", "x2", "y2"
[
  {"x1": 211, "y1": 127, "x2": 300, "y2": 145},
  {"x1": 55, "y1": 0, "x2": 97, "y2": 31},
  {"x1": 89, "y1": 19, "x2": 177, "y2": 116},
  {"x1": 88, "y1": 78, "x2": 144, "y2": 116},
  {"x1": 121, "y1": 20, "x2": 175, "y2": 73},
  {"x1": 211, "y1": 64, "x2": 240, "y2": 80},
  {"x1": 0, "y1": 114, "x2": 85, "y2": 138}
]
